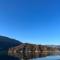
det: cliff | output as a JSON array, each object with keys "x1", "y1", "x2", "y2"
[
  {"x1": 0, "y1": 36, "x2": 59, "y2": 59},
  {"x1": 8, "y1": 43, "x2": 59, "y2": 59}
]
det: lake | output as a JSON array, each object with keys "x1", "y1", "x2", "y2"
[
  {"x1": 29, "y1": 55, "x2": 60, "y2": 60},
  {"x1": 1, "y1": 52, "x2": 60, "y2": 60},
  {"x1": 0, "y1": 55, "x2": 60, "y2": 60}
]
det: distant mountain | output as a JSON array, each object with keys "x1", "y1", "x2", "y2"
[
  {"x1": 0, "y1": 36, "x2": 22, "y2": 50},
  {"x1": 46, "y1": 45, "x2": 60, "y2": 48}
]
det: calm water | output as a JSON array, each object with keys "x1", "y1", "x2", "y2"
[
  {"x1": 19, "y1": 55, "x2": 60, "y2": 60},
  {"x1": 29, "y1": 55, "x2": 60, "y2": 60},
  {"x1": 0, "y1": 55, "x2": 19, "y2": 60},
  {"x1": 1, "y1": 52, "x2": 60, "y2": 60},
  {"x1": 0, "y1": 55, "x2": 60, "y2": 60}
]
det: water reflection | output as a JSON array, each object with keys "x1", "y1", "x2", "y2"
[
  {"x1": 1, "y1": 52, "x2": 60, "y2": 60},
  {"x1": 0, "y1": 55, "x2": 19, "y2": 60},
  {"x1": 14, "y1": 52, "x2": 54, "y2": 60}
]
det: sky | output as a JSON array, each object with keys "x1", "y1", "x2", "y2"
[{"x1": 0, "y1": 0, "x2": 60, "y2": 45}]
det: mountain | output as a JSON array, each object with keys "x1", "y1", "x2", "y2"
[
  {"x1": 0, "y1": 36, "x2": 22, "y2": 50},
  {"x1": 8, "y1": 43, "x2": 60, "y2": 59},
  {"x1": 46, "y1": 45, "x2": 60, "y2": 48},
  {"x1": 0, "y1": 36, "x2": 60, "y2": 58}
]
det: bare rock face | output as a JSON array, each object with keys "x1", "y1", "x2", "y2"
[
  {"x1": 8, "y1": 43, "x2": 59, "y2": 59},
  {"x1": 0, "y1": 36, "x2": 59, "y2": 59}
]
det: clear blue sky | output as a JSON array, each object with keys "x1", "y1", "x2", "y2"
[{"x1": 0, "y1": 0, "x2": 60, "y2": 45}]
